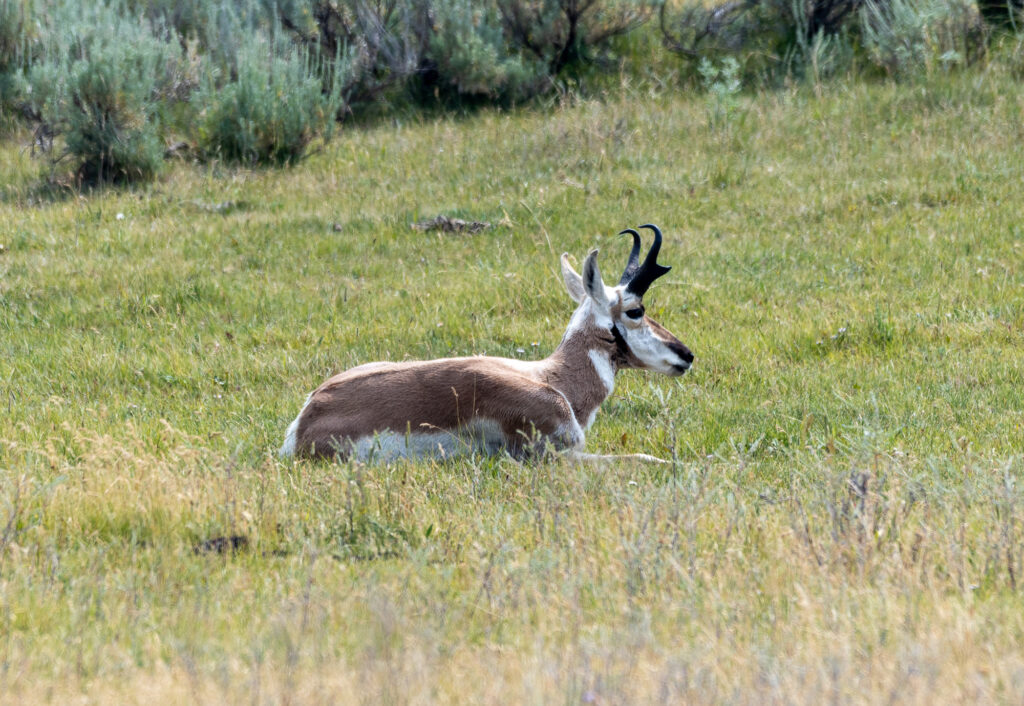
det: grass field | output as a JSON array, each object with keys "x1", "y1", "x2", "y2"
[{"x1": 2, "y1": 63, "x2": 1024, "y2": 703}]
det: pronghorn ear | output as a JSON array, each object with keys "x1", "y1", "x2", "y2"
[
  {"x1": 582, "y1": 249, "x2": 610, "y2": 310},
  {"x1": 560, "y1": 253, "x2": 586, "y2": 304}
]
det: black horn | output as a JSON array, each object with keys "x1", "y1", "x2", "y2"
[
  {"x1": 624, "y1": 223, "x2": 671, "y2": 296},
  {"x1": 617, "y1": 228, "x2": 642, "y2": 286}
]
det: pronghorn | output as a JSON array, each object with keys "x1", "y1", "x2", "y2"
[{"x1": 280, "y1": 224, "x2": 693, "y2": 463}]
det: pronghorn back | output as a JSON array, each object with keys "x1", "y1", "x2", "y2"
[{"x1": 288, "y1": 357, "x2": 582, "y2": 461}]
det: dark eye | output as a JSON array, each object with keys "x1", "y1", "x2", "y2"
[{"x1": 625, "y1": 307, "x2": 644, "y2": 320}]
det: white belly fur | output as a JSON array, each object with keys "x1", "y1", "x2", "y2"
[{"x1": 350, "y1": 419, "x2": 507, "y2": 462}]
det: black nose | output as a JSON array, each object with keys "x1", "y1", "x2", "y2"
[{"x1": 670, "y1": 342, "x2": 694, "y2": 365}]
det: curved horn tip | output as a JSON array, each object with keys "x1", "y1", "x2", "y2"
[
  {"x1": 617, "y1": 228, "x2": 643, "y2": 286},
  {"x1": 619, "y1": 228, "x2": 642, "y2": 257},
  {"x1": 623, "y1": 224, "x2": 671, "y2": 296}
]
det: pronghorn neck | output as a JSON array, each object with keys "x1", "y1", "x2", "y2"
[{"x1": 536, "y1": 304, "x2": 620, "y2": 429}]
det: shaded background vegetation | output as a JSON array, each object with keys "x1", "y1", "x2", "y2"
[{"x1": 0, "y1": 0, "x2": 1020, "y2": 184}]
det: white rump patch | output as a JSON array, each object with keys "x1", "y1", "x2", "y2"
[{"x1": 279, "y1": 393, "x2": 312, "y2": 458}]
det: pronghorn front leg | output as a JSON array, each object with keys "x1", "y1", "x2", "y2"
[
  {"x1": 501, "y1": 391, "x2": 669, "y2": 464},
  {"x1": 494, "y1": 383, "x2": 669, "y2": 464},
  {"x1": 563, "y1": 450, "x2": 671, "y2": 465},
  {"x1": 493, "y1": 383, "x2": 588, "y2": 461}
]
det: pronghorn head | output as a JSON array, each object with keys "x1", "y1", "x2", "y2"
[{"x1": 560, "y1": 224, "x2": 693, "y2": 376}]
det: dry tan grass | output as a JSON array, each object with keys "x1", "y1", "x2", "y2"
[{"x1": 3, "y1": 427, "x2": 1024, "y2": 704}]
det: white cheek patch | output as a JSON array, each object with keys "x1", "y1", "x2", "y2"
[{"x1": 622, "y1": 326, "x2": 676, "y2": 374}]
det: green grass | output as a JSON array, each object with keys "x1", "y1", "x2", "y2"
[{"x1": 2, "y1": 67, "x2": 1024, "y2": 703}]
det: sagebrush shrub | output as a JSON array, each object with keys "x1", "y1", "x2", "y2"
[
  {"x1": 660, "y1": 0, "x2": 861, "y2": 80},
  {"x1": 195, "y1": 36, "x2": 340, "y2": 165},
  {"x1": 498, "y1": 0, "x2": 653, "y2": 74},
  {"x1": 698, "y1": 56, "x2": 742, "y2": 129},
  {"x1": 275, "y1": 0, "x2": 420, "y2": 115},
  {"x1": 26, "y1": 3, "x2": 181, "y2": 183},
  {"x1": 860, "y1": 0, "x2": 986, "y2": 76},
  {"x1": 274, "y1": 0, "x2": 652, "y2": 111},
  {"x1": 0, "y1": 0, "x2": 35, "y2": 119},
  {"x1": 417, "y1": 0, "x2": 548, "y2": 104}
]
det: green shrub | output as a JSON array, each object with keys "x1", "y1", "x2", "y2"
[
  {"x1": 497, "y1": 0, "x2": 654, "y2": 75},
  {"x1": 126, "y1": 0, "x2": 208, "y2": 40},
  {"x1": 274, "y1": 0, "x2": 652, "y2": 113},
  {"x1": 0, "y1": 0, "x2": 36, "y2": 121},
  {"x1": 195, "y1": 36, "x2": 341, "y2": 165},
  {"x1": 659, "y1": 0, "x2": 861, "y2": 80},
  {"x1": 26, "y1": 2, "x2": 181, "y2": 183},
  {"x1": 660, "y1": 0, "x2": 989, "y2": 82},
  {"x1": 274, "y1": 0, "x2": 420, "y2": 116},
  {"x1": 698, "y1": 55, "x2": 743, "y2": 128},
  {"x1": 860, "y1": 0, "x2": 986, "y2": 76},
  {"x1": 416, "y1": 0, "x2": 548, "y2": 104}
]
